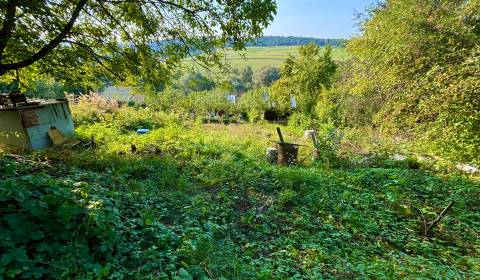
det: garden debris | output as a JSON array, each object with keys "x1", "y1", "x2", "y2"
[
  {"x1": 305, "y1": 129, "x2": 320, "y2": 161},
  {"x1": 136, "y1": 128, "x2": 150, "y2": 134},
  {"x1": 275, "y1": 127, "x2": 299, "y2": 165},
  {"x1": 131, "y1": 144, "x2": 137, "y2": 154},
  {"x1": 391, "y1": 154, "x2": 408, "y2": 161},
  {"x1": 48, "y1": 127, "x2": 81, "y2": 147},
  {"x1": 304, "y1": 130, "x2": 315, "y2": 140},
  {"x1": 6, "y1": 93, "x2": 27, "y2": 107},
  {"x1": 48, "y1": 127, "x2": 67, "y2": 146},
  {"x1": 414, "y1": 201, "x2": 456, "y2": 237},
  {"x1": 455, "y1": 163, "x2": 478, "y2": 174},
  {"x1": 426, "y1": 201, "x2": 455, "y2": 234},
  {"x1": 266, "y1": 147, "x2": 278, "y2": 163},
  {"x1": 124, "y1": 143, "x2": 162, "y2": 156},
  {"x1": 276, "y1": 127, "x2": 285, "y2": 143}
]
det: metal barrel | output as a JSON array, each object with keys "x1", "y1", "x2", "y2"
[{"x1": 277, "y1": 142, "x2": 299, "y2": 165}]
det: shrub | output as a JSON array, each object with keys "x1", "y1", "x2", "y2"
[
  {"x1": 346, "y1": 0, "x2": 480, "y2": 163},
  {"x1": 237, "y1": 88, "x2": 269, "y2": 122},
  {"x1": 70, "y1": 93, "x2": 119, "y2": 125}
]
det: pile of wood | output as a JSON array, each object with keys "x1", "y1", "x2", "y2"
[{"x1": 0, "y1": 93, "x2": 28, "y2": 107}]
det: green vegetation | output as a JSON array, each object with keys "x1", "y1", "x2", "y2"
[
  {"x1": 0, "y1": 0, "x2": 276, "y2": 88},
  {"x1": 223, "y1": 46, "x2": 349, "y2": 71},
  {"x1": 270, "y1": 44, "x2": 336, "y2": 118},
  {"x1": 1, "y1": 0, "x2": 479, "y2": 279},
  {"x1": 341, "y1": 0, "x2": 480, "y2": 164},
  {"x1": 185, "y1": 46, "x2": 349, "y2": 71},
  {"x1": 1, "y1": 102, "x2": 479, "y2": 279}
]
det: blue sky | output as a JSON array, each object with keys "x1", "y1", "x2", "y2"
[{"x1": 264, "y1": 0, "x2": 376, "y2": 39}]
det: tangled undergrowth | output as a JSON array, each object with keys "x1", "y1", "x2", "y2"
[{"x1": 1, "y1": 107, "x2": 479, "y2": 279}]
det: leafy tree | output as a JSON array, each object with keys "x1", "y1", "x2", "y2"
[
  {"x1": 347, "y1": 0, "x2": 480, "y2": 162},
  {"x1": 190, "y1": 89, "x2": 234, "y2": 115},
  {"x1": 0, "y1": 0, "x2": 276, "y2": 88},
  {"x1": 24, "y1": 77, "x2": 65, "y2": 99},
  {"x1": 221, "y1": 66, "x2": 253, "y2": 94},
  {"x1": 253, "y1": 66, "x2": 280, "y2": 87},
  {"x1": 270, "y1": 43, "x2": 336, "y2": 115},
  {"x1": 237, "y1": 87, "x2": 269, "y2": 121},
  {"x1": 174, "y1": 72, "x2": 215, "y2": 94},
  {"x1": 240, "y1": 66, "x2": 253, "y2": 87}
]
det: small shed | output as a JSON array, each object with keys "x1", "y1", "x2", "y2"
[{"x1": 0, "y1": 99, "x2": 75, "y2": 150}]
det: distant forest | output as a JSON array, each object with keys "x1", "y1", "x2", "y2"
[
  {"x1": 246, "y1": 36, "x2": 347, "y2": 48},
  {"x1": 152, "y1": 36, "x2": 347, "y2": 52}
]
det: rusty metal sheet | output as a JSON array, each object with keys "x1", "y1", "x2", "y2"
[{"x1": 21, "y1": 109, "x2": 39, "y2": 128}]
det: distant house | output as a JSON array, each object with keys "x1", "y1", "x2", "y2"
[
  {"x1": 101, "y1": 86, "x2": 145, "y2": 103},
  {"x1": 290, "y1": 96, "x2": 297, "y2": 109},
  {"x1": 227, "y1": 94, "x2": 237, "y2": 104}
]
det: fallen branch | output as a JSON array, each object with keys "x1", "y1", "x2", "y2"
[
  {"x1": 426, "y1": 201, "x2": 455, "y2": 234},
  {"x1": 411, "y1": 205, "x2": 428, "y2": 237}
]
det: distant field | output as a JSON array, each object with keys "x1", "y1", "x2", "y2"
[{"x1": 185, "y1": 46, "x2": 349, "y2": 72}]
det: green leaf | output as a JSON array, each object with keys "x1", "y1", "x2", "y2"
[
  {"x1": 11, "y1": 248, "x2": 28, "y2": 262},
  {"x1": 0, "y1": 253, "x2": 13, "y2": 266},
  {"x1": 35, "y1": 242, "x2": 49, "y2": 253},
  {"x1": 177, "y1": 268, "x2": 193, "y2": 280},
  {"x1": 31, "y1": 266, "x2": 47, "y2": 279},
  {"x1": 57, "y1": 204, "x2": 82, "y2": 221},
  {"x1": 6, "y1": 268, "x2": 23, "y2": 278},
  {"x1": 30, "y1": 230, "x2": 45, "y2": 241}
]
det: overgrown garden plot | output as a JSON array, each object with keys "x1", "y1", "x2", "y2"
[{"x1": 1, "y1": 110, "x2": 478, "y2": 279}]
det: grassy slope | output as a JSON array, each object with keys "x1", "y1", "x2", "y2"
[
  {"x1": 186, "y1": 46, "x2": 349, "y2": 71},
  {"x1": 1, "y1": 108, "x2": 479, "y2": 279}
]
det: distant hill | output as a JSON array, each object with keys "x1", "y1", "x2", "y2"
[
  {"x1": 245, "y1": 36, "x2": 347, "y2": 48},
  {"x1": 153, "y1": 36, "x2": 347, "y2": 51}
]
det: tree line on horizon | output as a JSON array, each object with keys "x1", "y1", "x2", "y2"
[{"x1": 244, "y1": 36, "x2": 347, "y2": 48}]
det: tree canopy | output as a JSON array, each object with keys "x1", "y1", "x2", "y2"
[
  {"x1": 253, "y1": 66, "x2": 280, "y2": 87},
  {"x1": 270, "y1": 43, "x2": 336, "y2": 115},
  {"x1": 173, "y1": 72, "x2": 215, "y2": 94},
  {"x1": 0, "y1": 0, "x2": 276, "y2": 88},
  {"x1": 344, "y1": 0, "x2": 480, "y2": 162}
]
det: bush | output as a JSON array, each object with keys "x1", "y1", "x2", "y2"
[
  {"x1": 287, "y1": 112, "x2": 319, "y2": 130},
  {"x1": 237, "y1": 88, "x2": 269, "y2": 122},
  {"x1": 113, "y1": 108, "x2": 163, "y2": 131},
  {"x1": 70, "y1": 93, "x2": 119, "y2": 125},
  {"x1": 346, "y1": 0, "x2": 480, "y2": 163}
]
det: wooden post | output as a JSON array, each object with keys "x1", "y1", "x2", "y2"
[{"x1": 276, "y1": 127, "x2": 284, "y2": 143}]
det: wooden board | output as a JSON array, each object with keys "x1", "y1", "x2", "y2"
[
  {"x1": 21, "y1": 109, "x2": 39, "y2": 128},
  {"x1": 48, "y1": 128, "x2": 66, "y2": 146}
]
